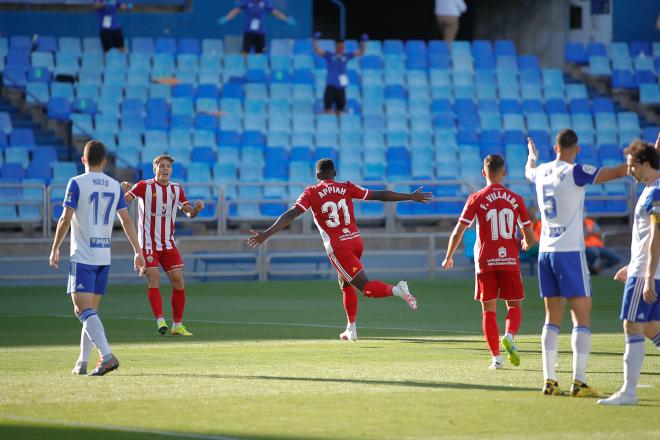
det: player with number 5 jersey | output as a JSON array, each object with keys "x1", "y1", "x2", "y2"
[
  {"x1": 248, "y1": 159, "x2": 432, "y2": 341},
  {"x1": 443, "y1": 154, "x2": 536, "y2": 370},
  {"x1": 525, "y1": 128, "x2": 627, "y2": 397}
]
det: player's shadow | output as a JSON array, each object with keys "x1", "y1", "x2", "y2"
[
  {"x1": 125, "y1": 372, "x2": 538, "y2": 392},
  {"x1": 361, "y1": 337, "x2": 485, "y2": 345}
]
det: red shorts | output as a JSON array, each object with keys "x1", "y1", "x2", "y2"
[
  {"x1": 327, "y1": 239, "x2": 364, "y2": 282},
  {"x1": 143, "y1": 247, "x2": 184, "y2": 273},
  {"x1": 475, "y1": 269, "x2": 525, "y2": 302}
]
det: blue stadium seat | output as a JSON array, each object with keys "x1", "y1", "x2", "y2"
[{"x1": 565, "y1": 42, "x2": 587, "y2": 64}]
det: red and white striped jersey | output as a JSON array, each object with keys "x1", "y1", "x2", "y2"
[{"x1": 127, "y1": 179, "x2": 189, "y2": 251}]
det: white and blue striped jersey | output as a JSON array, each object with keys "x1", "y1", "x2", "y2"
[
  {"x1": 63, "y1": 172, "x2": 127, "y2": 266},
  {"x1": 628, "y1": 178, "x2": 660, "y2": 279},
  {"x1": 527, "y1": 160, "x2": 600, "y2": 252}
]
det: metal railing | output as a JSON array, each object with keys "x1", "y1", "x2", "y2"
[
  {"x1": 3, "y1": 178, "x2": 639, "y2": 237},
  {"x1": 0, "y1": 232, "x2": 457, "y2": 284}
]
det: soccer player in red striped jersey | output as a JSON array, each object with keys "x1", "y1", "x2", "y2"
[
  {"x1": 442, "y1": 154, "x2": 535, "y2": 370},
  {"x1": 247, "y1": 159, "x2": 432, "y2": 341},
  {"x1": 122, "y1": 155, "x2": 204, "y2": 336}
]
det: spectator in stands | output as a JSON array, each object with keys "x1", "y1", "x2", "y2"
[
  {"x1": 435, "y1": 0, "x2": 467, "y2": 43},
  {"x1": 218, "y1": 0, "x2": 296, "y2": 55},
  {"x1": 584, "y1": 216, "x2": 621, "y2": 274},
  {"x1": 313, "y1": 32, "x2": 367, "y2": 115},
  {"x1": 94, "y1": 0, "x2": 131, "y2": 53}
]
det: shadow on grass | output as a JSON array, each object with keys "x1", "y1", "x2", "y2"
[
  {"x1": 124, "y1": 372, "x2": 538, "y2": 392},
  {"x1": 0, "y1": 421, "x2": 289, "y2": 440}
]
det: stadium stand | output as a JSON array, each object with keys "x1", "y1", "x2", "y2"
[{"x1": 2, "y1": 34, "x2": 657, "y2": 228}]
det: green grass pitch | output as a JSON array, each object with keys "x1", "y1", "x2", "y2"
[{"x1": 0, "y1": 276, "x2": 658, "y2": 439}]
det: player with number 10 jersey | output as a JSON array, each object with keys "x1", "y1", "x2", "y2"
[{"x1": 443, "y1": 155, "x2": 535, "y2": 370}]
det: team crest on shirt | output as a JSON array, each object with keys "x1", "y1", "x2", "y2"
[
  {"x1": 147, "y1": 255, "x2": 154, "y2": 263},
  {"x1": 581, "y1": 164, "x2": 597, "y2": 175},
  {"x1": 342, "y1": 228, "x2": 350, "y2": 234},
  {"x1": 498, "y1": 247, "x2": 507, "y2": 258}
]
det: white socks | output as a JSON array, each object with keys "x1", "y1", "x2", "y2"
[
  {"x1": 347, "y1": 322, "x2": 356, "y2": 331},
  {"x1": 77, "y1": 328, "x2": 94, "y2": 364},
  {"x1": 571, "y1": 326, "x2": 591, "y2": 383},
  {"x1": 621, "y1": 334, "x2": 646, "y2": 396},
  {"x1": 79, "y1": 308, "x2": 112, "y2": 359},
  {"x1": 541, "y1": 324, "x2": 559, "y2": 381}
]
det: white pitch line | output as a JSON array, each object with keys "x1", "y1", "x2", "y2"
[
  {"x1": 0, "y1": 414, "x2": 241, "y2": 440},
  {"x1": 44, "y1": 313, "x2": 482, "y2": 335}
]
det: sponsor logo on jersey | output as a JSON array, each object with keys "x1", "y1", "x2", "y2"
[
  {"x1": 637, "y1": 312, "x2": 645, "y2": 320},
  {"x1": 92, "y1": 178, "x2": 110, "y2": 187},
  {"x1": 65, "y1": 191, "x2": 74, "y2": 203},
  {"x1": 90, "y1": 237, "x2": 111, "y2": 248}
]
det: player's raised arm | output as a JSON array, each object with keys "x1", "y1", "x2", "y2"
[
  {"x1": 121, "y1": 181, "x2": 136, "y2": 203},
  {"x1": 182, "y1": 200, "x2": 205, "y2": 219},
  {"x1": 367, "y1": 186, "x2": 432, "y2": 203},
  {"x1": 442, "y1": 221, "x2": 469, "y2": 269},
  {"x1": 312, "y1": 32, "x2": 325, "y2": 57},
  {"x1": 247, "y1": 206, "x2": 304, "y2": 247},
  {"x1": 354, "y1": 34, "x2": 368, "y2": 57},
  {"x1": 524, "y1": 137, "x2": 538, "y2": 182},
  {"x1": 49, "y1": 207, "x2": 75, "y2": 269}
]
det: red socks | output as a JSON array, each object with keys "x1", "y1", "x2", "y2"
[
  {"x1": 342, "y1": 285, "x2": 358, "y2": 323},
  {"x1": 147, "y1": 287, "x2": 163, "y2": 319},
  {"x1": 172, "y1": 288, "x2": 186, "y2": 323},
  {"x1": 505, "y1": 306, "x2": 522, "y2": 336},
  {"x1": 482, "y1": 311, "x2": 500, "y2": 356},
  {"x1": 362, "y1": 281, "x2": 393, "y2": 298}
]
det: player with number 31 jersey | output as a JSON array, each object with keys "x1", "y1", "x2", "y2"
[{"x1": 248, "y1": 159, "x2": 432, "y2": 341}]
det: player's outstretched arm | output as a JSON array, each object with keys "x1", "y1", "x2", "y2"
[
  {"x1": 117, "y1": 209, "x2": 145, "y2": 275},
  {"x1": 442, "y1": 222, "x2": 469, "y2": 269},
  {"x1": 644, "y1": 215, "x2": 660, "y2": 304},
  {"x1": 593, "y1": 163, "x2": 628, "y2": 184},
  {"x1": 218, "y1": 7, "x2": 241, "y2": 25},
  {"x1": 272, "y1": 9, "x2": 296, "y2": 26},
  {"x1": 49, "y1": 207, "x2": 74, "y2": 269},
  {"x1": 247, "y1": 206, "x2": 304, "y2": 247},
  {"x1": 368, "y1": 186, "x2": 432, "y2": 203},
  {"x1": 182, "y1": 200, "x2": 205, "y2": 219},
  {"x1": 524, "y1": 137, "x2": 538, "y2": 182}
]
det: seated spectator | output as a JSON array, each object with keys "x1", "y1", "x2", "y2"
[{"x1": 584, "y1": 216, "x2": 621, "y2": 274}]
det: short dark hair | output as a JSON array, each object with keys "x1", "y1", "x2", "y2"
[
  {"x1": 628, "y1": 140, "x2": 659, "y2": 170},
  {"x1": 84, "y1": 140, "x2": 106, "y2": 166},
  {"x1": 152, "y1": 154, "x2": 174, "y2": 169},
  {"x1": 316, "y1": 158, "x2": 336, "y2": 176},
  {"x1": 484, "y1": 154, "x2": 505, "y2": 173},
  {"x1": 556, "y1": 128, "x2": 578, "y2": 149}
]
